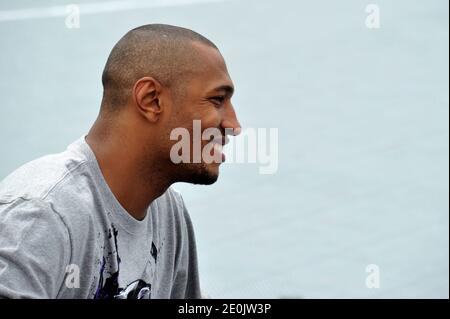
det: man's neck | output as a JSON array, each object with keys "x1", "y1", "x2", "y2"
[{"x1": 86, "y1": 123, "x2": 170, "y2": 221}]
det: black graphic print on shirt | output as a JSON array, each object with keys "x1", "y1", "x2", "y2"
[{"x1": 94, "y1": 224, "x2": 159, "y2": 299}]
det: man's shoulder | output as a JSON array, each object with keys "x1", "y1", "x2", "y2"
[
  {"x1": 0, "y1": 140, "x2": 103, "y2": 254},
  {"x1": 0, "y1": 140, "x2": 89, "y2": 203}
]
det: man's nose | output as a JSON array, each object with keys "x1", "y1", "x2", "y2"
[{"x1": 221, "y1": 104, "x2": 242, "y2": 136}]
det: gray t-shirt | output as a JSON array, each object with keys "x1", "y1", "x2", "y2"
[{"x1": 0, "y1": 136, "x2": 201, "y2": 299}]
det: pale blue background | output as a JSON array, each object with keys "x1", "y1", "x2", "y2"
[{"x1": 0, "y1": 0, "x2": 448, "y2": 298}]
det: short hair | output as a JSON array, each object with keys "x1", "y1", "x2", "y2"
[{"x1": 101, "y1": 24, "x2": 218, "y2": 112}]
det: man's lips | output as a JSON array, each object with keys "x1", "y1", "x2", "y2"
[
  {"x1": 209, "y1": 136, "x2": 227, "y2": 162},
  {"x1": 211, "y1": 136, "x2": 229, "y2": 146}
]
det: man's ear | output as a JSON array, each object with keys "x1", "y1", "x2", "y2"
[{"x1": 132, "y1": 76, "x2": 164, "y2": 122}]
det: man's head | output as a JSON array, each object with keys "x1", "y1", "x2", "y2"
[{"x1": 99, "y1": 24, "x2": 241, "y2": 185}]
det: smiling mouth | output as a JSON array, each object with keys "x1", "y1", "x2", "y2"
[
  {"x1": 211, "y1": 136, "x2": 229, "y2": 146},
  {"x1": 213, "y1": 144, "x2": 226, "y2": 163},
  {"x1": 208, "y1": 137, "x2": 227, "y2": 163}
]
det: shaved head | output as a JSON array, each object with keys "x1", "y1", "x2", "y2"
[{"x1": 101, "y1": 24, "x2": 218, "y2": 112}]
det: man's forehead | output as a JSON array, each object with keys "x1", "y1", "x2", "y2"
[
  {"x1": 191, "y1": 41, "x2": 224, "y2": 63},
  {"x1": 190, "y1": 42, "x2": 234, "y2": 95}
]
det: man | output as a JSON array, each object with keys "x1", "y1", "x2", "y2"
[{"x1": 0, "y1": 24, "x2": 241, "y2": 299}]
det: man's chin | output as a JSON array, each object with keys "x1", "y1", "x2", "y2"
[
  {"x1": 177, "y1": 163, "x2": 219, "y2": 185},
  {"x1": 189, "y1": 173, "x2": 218, "y2": 185}
]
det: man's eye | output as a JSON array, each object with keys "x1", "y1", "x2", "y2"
[{"x1": 210, "y1": 96, "x2": 225, "y2": 105}]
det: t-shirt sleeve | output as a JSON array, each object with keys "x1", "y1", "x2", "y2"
[
  {"x1": 170, "y1": 191, "x2": 202, "y2": 299},
  {"x1": 0, "y1": 198, "x2": 71, "y2": 299}
]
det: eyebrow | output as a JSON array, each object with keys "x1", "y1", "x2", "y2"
[{"x1": 212, "y1": 85, "x2": 234, "y2": 97}]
